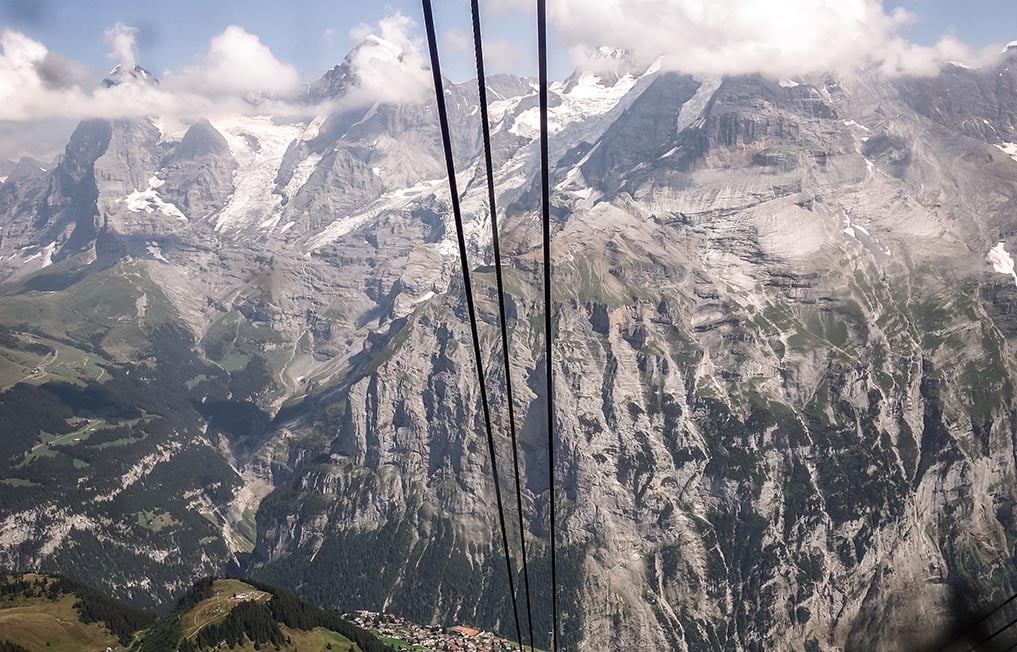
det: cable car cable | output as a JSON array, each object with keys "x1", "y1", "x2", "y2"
[
  {"x1": 469, "y1": 1, "x2": 536, "y2": 649},
  {"x1": 421, "y1": 1, "x2": 523, "y2": 648},
  {"x1": 536, "y1": 1, "x2": 560, "y2": 649},
  {"x1": 968, "y1": 612, "x2": 1017, "y2": 651},
  {"x1": 934, "y1": 592, "x2": 1017, "y2": 652}
]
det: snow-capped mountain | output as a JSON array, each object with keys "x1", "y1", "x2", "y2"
[
  {"x1": 3, "y1": 37, "x2": 1017, "y2": 651},
  {"x1": 102, "y1": 63, "x2": 158, "y2": 87}
]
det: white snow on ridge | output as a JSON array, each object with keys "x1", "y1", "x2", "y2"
[
  {"x1": 38, "y1": 241, "x2": 57, "y2": 268},
  {"x1": 988, "y1": 242, "x2": 1017, "y2": 287},
  {"x1": 843, "y1": 119, "x2": 870, "y2": 132},
  {"x1": 510, "y1": 70, "x2": 639, "y2": 139},
  {"x1": 22, "y1": 241, "x2": 58, "y2": 267},
  {"x1": 282, "y1": 153, "x2": 322, "y2": 205},
  {"x1": 211, "y1": 116, "x2": 305, "y2": 233},
  {"x1": 674, "y1": 76, "x2": 721, "y2": 137},
  {"x1": 996, "y1": 142, "x2": 1017, "y2": 162},
  {"x1": 489, "y1": 96, "x2": 523, "y2": 124},
  {"x1": 146, "y1": 241, "x2": 169, "y2": 263},
  {"x1": 302, "y1": 115, "x2": 326, "y2": 142},
  {"x1": 307, "y1": 177, "x2": 444, "y2": 250},
  {"x1": 123, "y1": 177, "x2": 186, "y2": 221},
  {"x1": 150, "y1": 116, "x2": 189, "y2": 144}
]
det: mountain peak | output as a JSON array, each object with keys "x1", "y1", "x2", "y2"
[
  {"x1": 594, "y1": 46, "x2": 628, "y2": 60},
  {"x1": 102, "y1": 63, "x2": 158, "y2": 88},
  {"x1": 305, "y1": 34, "x2": 415, "y2": 104},
  {"x1": 305, "y1": 61, "x2": 351, "y2": 103},
  {"x1": 362, "y1": 33, "x2": 401, "y2": 56}
]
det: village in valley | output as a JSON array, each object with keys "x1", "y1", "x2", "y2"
[{"x1": 347, "y1": 610, "x2": 529, "y2": 651}]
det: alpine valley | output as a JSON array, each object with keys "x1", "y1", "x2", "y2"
[{"x1": 4, "y1": 33, "x2": 1017, "y2": 652}]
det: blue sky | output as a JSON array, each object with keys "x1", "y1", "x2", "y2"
[
  {"x1": 5, "y1": 0, "x2": 1014, "y2": 84},
  {"x1": 0, "y1": 0, "x2": 555, "y2": 82},
  {"x1": 891, "y1": 0, "x2": 1017, "y2": 47}
]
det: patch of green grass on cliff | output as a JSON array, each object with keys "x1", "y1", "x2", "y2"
[
  {"x1": 909, "y1": 295, "x2": 957, "y2": 350},
  {"x1": 959, "y1": 323, "x2": 1012, "y2": 424},
  {"x1": 472, "y1": 266, "x2": 532, "y2": 299},
  {"x1": 0, "y1": 261, "x2": 176, "y2": 364},
  {"x1": 552, "y1": 256, "x2": 634, "y2": 306},
  {"x1": 178, "y1": 579, "x2": 272, "y2": 640},
  {"x1": 360, "y1": 321, "x2": 414, "y2": 379},
  {"x1": 0, "y1": 592, "x2": 120, "y2": 651},
  {"x1": 136, "y1": 509, "x2": 180, "y2": 532}
]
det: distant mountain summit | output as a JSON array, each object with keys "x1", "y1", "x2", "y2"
[
  {"x1": 101, "y1": 63, "x2": 158, "y2": 88},
  {"x1": 304, "y1": 60, "x2": 351, "y2": 104},
  {"x1": 304, "y1": 34, "x2": 415, "y2": 104}
]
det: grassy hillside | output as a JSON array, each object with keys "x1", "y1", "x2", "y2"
[
  {"x1": 0, "y1": 574, "x2": 385, "y2": 652},
  {"x1": 178, "y1": 579, "x2": 272, "y2": 640},
  {"x1": 0, "y1": 573, "x2": 150, "y2": 650},
  {"x1": 0, "y1": 593, "x2": 120, "y2": 651}
]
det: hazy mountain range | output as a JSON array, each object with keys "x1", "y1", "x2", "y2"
[{"x1": 3, "y1": 35, "x2": 1017, "y2": 651}]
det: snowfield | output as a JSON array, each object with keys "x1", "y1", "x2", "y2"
[
  {"x1": 510, "y1": 71, "x2": 640, "y2": 139},
  {"x1": 124, "y1": 176, "x2": 187, "y2": 221},
  {"x1": 211, "y1": 116, "x2": 306, "y2": 233},
  {"x1": 988, "y1": 241, "x2": 1017, "y2": 286}
]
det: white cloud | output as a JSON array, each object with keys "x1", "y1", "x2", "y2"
[
  {"x1": 103, "y1": 22, "x2": 137, "y2": 70},
  {"x1": 165, "y1": 26, "x2": 302, "y2": 98},
  {"x1": 0, "y1": 13, "x2": 431, "y2": 128},
  {"x1": 0, "y1": 26, "x2": 311, "y2": 125},
  {"x1": 0, "y1": 3, "x2": 1002, "y2": 135},
  {"x1": 342, "y1": 12, "x2": 431, "y2": 108},
  {"x1": 548, "y1": 0, "x2": 1000, "y2": 78},
  {"x1": 0, "y1": 29, "x2": 73, "y2": 121}
]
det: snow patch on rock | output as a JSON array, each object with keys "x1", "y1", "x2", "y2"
[
  {"x1": 995, "y1": 142, "x2": 1017, "y2": 162},
  {"x1": 676, "y1": 76, "x2": 722, "y2": 134},
  {"x1": 150, "y1": 116, "x2": 188, "y2": 144},
  {"x1": 988, "y1": 241, "x2": 1017, "y2": 286},
  {"x1": 307, "y1": 177, "x2": 443, "y2": 250},
  {"x1": 146, "y1": 241, "x2": 169, "y2": 263},
  {"x1": 511, "y1": 71, "x2": 639, "y2": 139},
  {"x1": 124, "y1": 177, "x2": 186, "y2": 221},
  {"x1": 278, "y1": 153, "x2": 322, "y2": 216}
]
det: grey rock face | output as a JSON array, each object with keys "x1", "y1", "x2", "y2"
[
  {"x1": 252, "y1": 69, "x2": 1017, "y2": 651},
  {"x1": 161, "y1": 119, "x2": 237, "y2": 221},
  {"x1": 486, "y1": 73, "x2": 536, "y2": 101},
  {"x1": 895, "y1": 53, "x2": 1017, "y2": 144},
  {"x1": 0, "y1": 119, "x2": 110, "y2": 264},
  {"x1": 305, "y1": 62, "x2": 351, "y2": 104}
]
